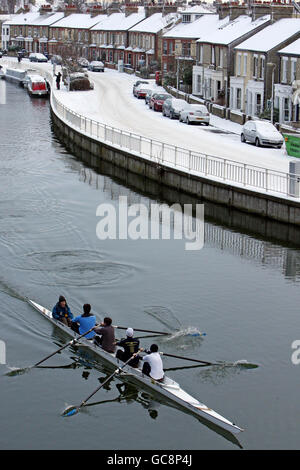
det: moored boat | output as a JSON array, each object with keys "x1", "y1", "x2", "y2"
[
  {"x1": 4, "y1": 67, "x2": 27, "y2": 86},
  {"x1": 28, "y1": 299, "x2": 244, "y2": 436}
]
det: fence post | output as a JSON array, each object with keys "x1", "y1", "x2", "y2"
[
  {"x1": 97, "y1": 122, "x2": 99, "y2": 139},
  {"x1": 223, "y1": 159, "x2": 226, "y2": 181},
  {"x1": 189, "y1": 150, "x2": 191, "y2": 171},
  {"x1": 175, "y1": 146, "x2": 177, "y2": 167},
  {"x1": 139, "y1": 135, "x2": 142, "y2": 155},
  {"x1": 104, "y1": 124, "x2": 106, "y2": 141},
  {"x1": 244, "y1": 163, "x2": 247, "y2": 186},
  {"x1": 161, "y1": 143, "x2": 164, "y2": 163},
  {"x1": 265, "y1": 169, "x2": 268, "y2": 192},
  {"x1": 150, "y1": 139, "x2": 152, "y2": 159}
]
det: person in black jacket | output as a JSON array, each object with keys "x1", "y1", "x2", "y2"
[
  {"x1": 116, "y1": 328, "x2": 140, "y2": 368},
  {"x1": 55, "y1": 72, "x2": 62, "y2": 90},
  {"x1": 52, "y1": 295, "x2": 73, "y2": 326}
]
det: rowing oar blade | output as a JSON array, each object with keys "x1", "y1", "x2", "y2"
[{"x1": 62, "y1": 405, "x2": 79, "y2": 417}]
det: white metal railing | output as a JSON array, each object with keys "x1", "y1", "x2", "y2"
[{"x1": 41, "y1": 70, "x2": 300, "y2": 200}]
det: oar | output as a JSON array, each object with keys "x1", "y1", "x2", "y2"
[
  {"x1": 62, "y1": 349, "x2": 142, "y2": 417},
  {"x1": 113, "y1": 325, "x2": 170, "y2": 335},
  {"x1": 33, "y1": 327, "x2": 96, "y2": 367},
  {"x1": 160, "y1": 352, "x2": 258, "y2": 368},
  {"x1": 160, "y1": 351, "x2": 215, "y2": 366}
]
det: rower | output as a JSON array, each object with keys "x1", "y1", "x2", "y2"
[
  {"x1": 141, "y1": 344, "x2": 164, "y2": 382},
  {"x1": 71, "y1": 304, "x2": 96, "y2": 339},
  {"x1": 115, "y1": 328, "x2": 140, "y2": 368},
  {"x1": 94, "y1": 317, "x2": 116, "y2": 353},
  {"x1": 52, "y1": 296, "x2": 73, "y2": 326}
]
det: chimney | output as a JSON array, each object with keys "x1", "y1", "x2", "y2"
[
  {"x1": 40, "y1": 4, "x2": 52, "y2": 15},
  {"x1": 125, "y1": 4, "x2": 139, "y2": 17},
  {"x1": 64, "y1": 5, "x2": 78, "y2": 17},
  {"x1": 90, "y1": 5, "x2": 104, "y2": 17},
  {"x1": 271, "y1": 2, "x2": 294, "y2": 21},
  {"x1": 229, "y1": 3, "x2": 249, "y2": 20},
  {"x1": 216, "y1": 2, "x2": 231, "y2": 20}
]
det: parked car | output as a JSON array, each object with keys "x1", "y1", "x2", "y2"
[
  {"x1": 133, "y1": 80, "x2": 149, "y2": 95},
  {"x1": 78, "y1": 57, "x2": 89, "y2": 68},
  {"x1": 88, "y1": 60, "x2": 104, "y2": 72},
  {"x1": 51, "y1": 55, "x2": 62, "y2": 65},
  {"x1": 241, "y1": 120, "x2": 283, "y2": 148},
  {"x1": 149, "y1": 93, "x2": 172, "y2": 111},
  {"x1": 134, "y1": 84, "x2": 153, "y2": 99},
  {"x1": 29, "y1": 53, "x2": 48, "y2": 63},
  {"x1": 179, "y1": 104, "x2": 210, "y2": 125},
  {"x1": 27, "y1": 74, "x2": 48, "y2": 97},
  {"x1": 145, "y1": 89, "x2": 155, "y2": 105},
  {"x1": 162, "y1": 98, "x2": 187, "y2": 119}
]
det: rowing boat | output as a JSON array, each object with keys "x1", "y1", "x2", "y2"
[{"x1": 28, "y1": 299, "x2": 244, "y2": 436}]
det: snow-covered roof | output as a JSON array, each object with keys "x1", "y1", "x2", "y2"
[
  {"x1": 91, "y1": 12, "x2": 145, "y2": 31},
  {"x1": 278, "y1": 38, "x2": 300, "y2": 57},
  {"x1": 198, "y1": 14, "x2": 270, "y2": 45},
  {"x1": 3, "y1": 12, "x2": 41, "y2": 25},
  {"x1": 179, "y1": 4, "x2": 216, "y2": 14},
  {"x1": 235, "y1": 18, "x2": 300, "y2": 52},
  {"x1": 163, "y1": 13, "x2": 222, "y2": 39},
  {"x1": 31, "y1": 12, "x2": 64, "y2": 26},
  {"x1": 51, "y1": 13, "x2": 102, "y2": 29},
  {"x1": 129, "y1": 12, "x2": 179, "y2": 34},
  {"x1": 0, "y1": 15, "x2": 13, "y2": 22}
]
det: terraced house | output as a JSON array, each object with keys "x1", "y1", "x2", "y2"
[
  {"x1": 48, "y1": 11, "x2": 102, "y2": 58},
  {"x1": 275, "y1": 38, "x2": 300, "y2": 123},
  {"x1": 233, "y1": 15, "x2": 300, "y2": 118},
  {"x1": 193, "y1": 3, "x2": 271, "y2": 107},
  {"x1": 126, "y1": 7, "x2": 179, "y2": 71},
  {"x1": 161, "y1": 4, "x2": 215, "y2": 77},
  {"x1": 161, "y1": 5, "x2": 216, "y2": 81},
  {"x1": 89, "y1": 8, "x2": 145, "y2": 64}
]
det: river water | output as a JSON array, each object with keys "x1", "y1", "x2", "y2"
[{"x1": 1, "y1": 80, "x2": 300, "y2": 450}]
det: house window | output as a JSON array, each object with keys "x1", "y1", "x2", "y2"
[
  {"x1": 253, "y1": 55, "x2": 258, "y2": 78},
  {"x1": 284, "y1": 97, "x2": 290, "y2": 121},
  {"x1": 128, "y1": 53, "x2": 131, "y2": 65},
  {"x1": 182, "y1": 42, "x2": 191, "y2": 57},
  {"x1": 219, "y1": 48, "x2": 223, "y2": 68},
  {"x1": 255, "y1": 93, "x2": 262, "y2": 115},
  {"x1": 182, "y1": 14, "x2": 191, "y2": 23},
  {"x1": 236, "y1": 88, "x2": 242, "y2": 109},
  {"x1": 237, "y1": 53, "x2": 241, "y2": 75},
  {"x1": 259, "y1": 56, "x2": 265, "y2": 79},
  {"x1": 282, "y1": 57, "x2": 288, "y2": 83},
  {"x1": 197, "y1": 75, "x2": 202, "y2": 94},
  {"x1": 291, "y1": 59, "x2": 297, "y2": 82},
  {"x1": 243, "y1": 54, "x2": 247, "y2": 76},
  {"x1": 199, "y1": 44, "x2": 203, "y2": 63},
  {"x1": 163, "y1": 41, "x2": 167, "y2": 55},
  {"x1": 211, "y1": 46, "x2": 215, "y2": 65},
  {"x1": 169, "y1": 42, "x2": 173, "y2": 54}
]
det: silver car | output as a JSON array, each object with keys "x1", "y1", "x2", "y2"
[
  {"x1": 88, "y1": 61, "x2": 104, "y2": 72},
  {"x1": 241, "y1": 120, "x2": 283, "y2": 148},
  {"x1": 162, "y1": 98, "x2": 187, "y2": 119},
  {"x1": 179, "y1": 104, "x2": 210, "y2": 125}
]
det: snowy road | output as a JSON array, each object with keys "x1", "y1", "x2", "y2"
[
  {"x1": 61, "y1": 68, "x2": 292, "y2": 174},
  {"x1": 1, "y1": 58, "x2": 293, "y2": 175}
]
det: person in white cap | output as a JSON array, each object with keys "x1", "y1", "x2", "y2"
[{"x1": 115, "y1": 328, "x2": 140, "y2": 367}]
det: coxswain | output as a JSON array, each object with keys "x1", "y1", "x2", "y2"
[
  {"x1": 71, "y1": 304, "x2": 96, "y2": 339},
  {"x1": 141, "y1": 344, "x2": 164, "y2": 382},
  {"x1": 52, "y1": 295, "x2": 73, "y2": 326},
  {"x1": 94, "y1": 317, "x2": 116, "y2": 353},
  {"x1": 116, "y1": 328, "x2": 140, "y2": 367}
]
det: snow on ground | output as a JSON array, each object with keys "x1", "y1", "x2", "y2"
[{"x1": 1, "y1": 57, "x2": 292, "y2": 176}]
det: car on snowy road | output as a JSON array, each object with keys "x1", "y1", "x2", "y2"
[
  {"x1": 88, "y1": 61, "x2": 104, "y2": 72},
  {"x1": 149, "y1": 93, "x2": 172, "y2": 112},
  {"x1": 241, "y1": 120, "x2": 283, "y2": 148},
  {"x1": 162, "y1": 98, "x2": 187, "y2": 119},
  {"x1": 179, "y1": 104, "x2": 210, "y2": 125}
]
